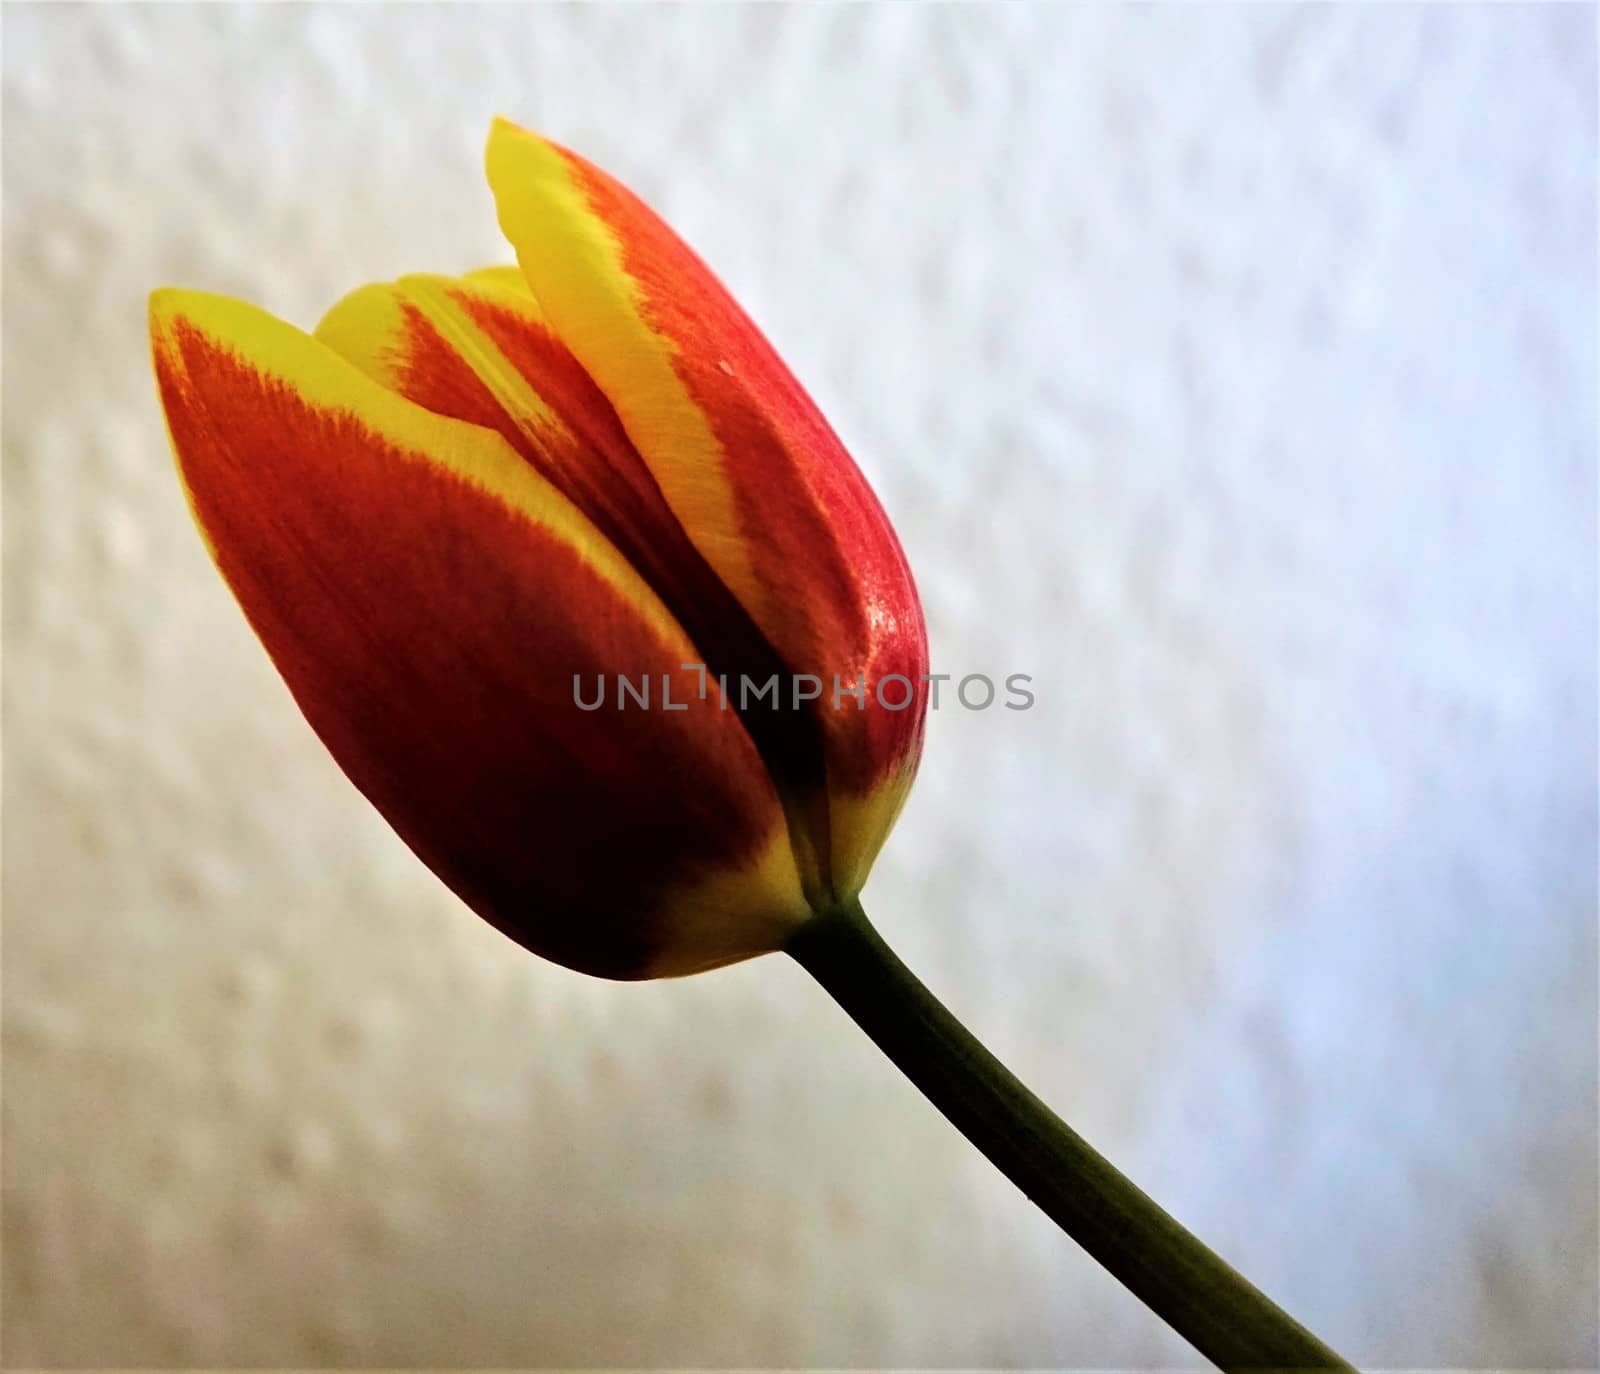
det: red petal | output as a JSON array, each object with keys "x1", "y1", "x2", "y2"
[{"x1": 152, "y1": 289, "x2": 807, "y2": 977}]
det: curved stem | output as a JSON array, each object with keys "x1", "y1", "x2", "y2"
[{"x1": 786, "y1": 898, "x2": 1352, "y2": 1372}]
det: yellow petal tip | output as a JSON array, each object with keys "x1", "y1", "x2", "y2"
[
  {"x1": 148, "y1": 288, "x2": 263, "y2": 346},
  {"x1": 148, "y1": 286, "x2": 189, "y2": 333},
  {"x1": 488, "y1": 113, "x2": 532, "y2": 140},
  {"x1": 486, "y1": 115, "x2": 533, "y2": 163}
]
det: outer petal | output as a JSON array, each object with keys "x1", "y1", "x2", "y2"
[
  {"x1": 150, "y1": 287, "x2": 807, "y2": 977},
  {"x1": 484, "y1": 118, "x2": 929, "y2": 897}
]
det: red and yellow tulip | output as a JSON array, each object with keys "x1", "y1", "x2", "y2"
[
  {"x1": 150, "y1": 117, "x2": 928, "y2": 979},
  {"x1": 149, "y1": 122, "x2": 1355, "y2": 1370}
]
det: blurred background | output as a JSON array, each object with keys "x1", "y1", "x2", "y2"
[{"x1": 3, "y1": 3, "x2": 1595, "y2": 1368}]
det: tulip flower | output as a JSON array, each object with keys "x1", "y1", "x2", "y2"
[
  {"x1": 150, "y1": 117, "x2": 926, "y2": 980},
  {"x1": 150, "y1": 118, "x2": 1349, "y2": 1370}
]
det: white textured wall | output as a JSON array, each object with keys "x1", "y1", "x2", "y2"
[{"x1": 4, "y1": 4, "x2": 1595, "y2": 1367}]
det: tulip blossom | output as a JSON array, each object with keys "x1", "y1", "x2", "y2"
[
  {"x1": 151, "y1": 117, "x2": 927, "y2": 980},
  {"x1": 150, "y1": 119, "x2": 1349, "y2": 1370}
]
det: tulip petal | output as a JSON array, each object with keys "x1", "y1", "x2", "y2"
[
  {"x1": 316, "y1": 269, "x2": 840, "y2": 899},
  {"x1": 484, "y1": 118, "x2": 928, "y2": 897},
  {"x1": 150, "y1": 287, "x2": 808, "y2": 977}
]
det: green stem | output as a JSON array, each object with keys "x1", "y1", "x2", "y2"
[{"x1": 786, "y1": 898, "x2": 1353, "y2": 1372}]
